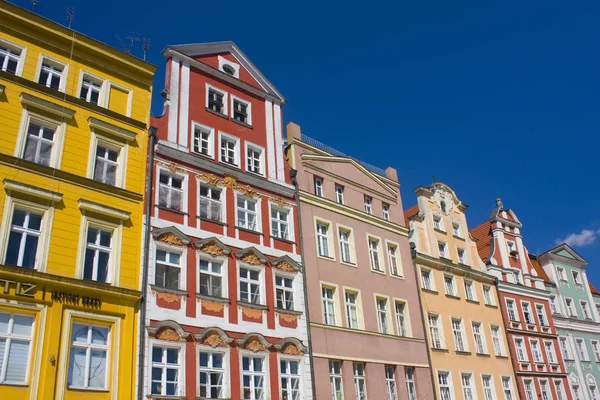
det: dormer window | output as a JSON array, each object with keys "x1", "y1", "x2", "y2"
[{"x1": 218, "y1": 56, "x2": 240, "y2": 78}]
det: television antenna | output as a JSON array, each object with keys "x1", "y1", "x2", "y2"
[
  {"x1": 32, "y1": 0, "x2": 39, "y2": 11},
  {"x1": 115, "y1": 32, "x2": 151, "y2": 60},
  {"x1": 66, "y1": 7, "x2": 75, "y2": 28}
]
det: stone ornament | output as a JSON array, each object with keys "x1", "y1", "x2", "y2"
[
  {"x1": 242, "y1": 253, "x2": 264, "y2": 265},
  {"x1": 156, "y1": 292, "x2": 181, "y2": 304},
  {"x1": 157, "y1": 233, "x2": 185, "y2": 246},
  {"x1": 197, "y1": 173, "x2": 222, "y2": 187},
  {"x1": 203, "y1": 333, "x2": 230, "y2": 348},
  {"x1": 274, "y1": 262, "x2": 296, "y2": 273},
  {"x1": 245, "y1": 337, "x2": 268, "y2": 352},
  {"x1": 158, "y1": 161, "x2": 186, "y2": 174},
  {"x1": 203, "y1": 300, "x2": 225, "y2": 313},
  {"x1": 433, "y1": 184, "x2": 454, "y2": 215},
  {"x1": 156, "y1": 328, "x2": 183, "y2": 342},
  {"x1": 200, "y1": 243, "x2": 226, "y2": 256},
  {"x1": 279, "y1": 313, "x2": 299, "y2": 323},
  {"x1": 282, "y1": 343, "x2": 303, "y2": 355},
  {"x1": 241, "y1": 306, "x2": 263, "y2": 320}
]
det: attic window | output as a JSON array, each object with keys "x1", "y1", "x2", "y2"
[
  {"x1": 222, "y1": 65, "x2": 235, "y2": 76},
  {"x1": 217, "y1": 56, "x2": 240, "y2": 78}
]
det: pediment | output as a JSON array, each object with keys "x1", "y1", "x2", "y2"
[
  {"x1": 271, "y1": 255, "x2": 301, "y2": 273},
  {"x1": 235, "y1": 247, "x2": 268, "y2": 265},
  {"x1": 551, "y1": 243, "x2": 587, "y2": 263},
  {"x1": 193, "y1": 237, "x2": 231, "y2": 257},
  {"x1": 152, "y1": 227, "x2": 191, "y2": 246}
]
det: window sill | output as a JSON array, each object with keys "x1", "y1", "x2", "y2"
[
  {"x1": 476, "y1": 352, "x2": 491, "y2": 357},
  {"x1": 220, "y1": 160, "x2": 240, "y2": 169},
  {"x1": 422, "y1": 288, "x2": 439, "y2": 295},
  {"x1": 199, "y1": 217, "x2": 227, "y2": 226},
  {"x1": 340, "y1": 260, "x2": 356, "y2": 267},
  {"x1": 317, "y1": 255, "x2": 336, "y2": 262},
  {"x1": 0, "y1": 382, "x2": 28, "y2": 387},
  {"x1": 455, "y1": 350, "x2": 472, "y2": 355},
  {"x1": 67, "y1": 387, "x2": 110, "y2": 393},
  {"x1": 237, "y1": 301, "x2": 268, "y2": 310},
  {"x1": 205, "y1": 107, "x2": 229, "y2": 120},
  {"x1": 453, "y1": 235, "x2": 465, "y2": 241},
  {"x1": 196, "y1": 293, "x2": 230, "y2": 304},
  {"x1": 246, "y1": 169, "x2": 266, "y2": 178},
  {"x1": 431, "y1": 347, "x2": 449, "y2": 353},
  {"x1": 236, "y1": 226, "x2": 263, "y2": 236},
  {"x1": 156, "y1": 205, "x2": 188, "y2": 216},
  {"x1": 190, "y1": 149, "x2": 215, "y2": 161},
  {"x1": 466, "y1": 299, "x2": 480, "y2": 305},
  {"x1": 148, "y1": 396, "x2": 187, "y2": 400},
  {"x1": 495, "y1": 355, "x2": 509, "y2": 359},
  {"x1": 390, "y1": 274, "x2": 405, "y2": 280},
  {"x1": 445, "y1": 294, "x2": 461, "y2": 300},
  {"x1": 484, "y1": 303, "x2": 498, "y2": 309},
  {"x1": 150, "y1": 285, "x2": 188, "y2": 297},
  {"x1": 231, "y1": 117, "x2": 253, "y2": 129},
  {"x1": 371, "y1": 269, "x2": 386, "y2": 275},
  {"x1": 434, "y1": 228, "x2": 447, "y2": 235},
  {"x1": 275, "y1": 308, "x2": 303, "y2": 316},
  {"x1": 273, "y1": 236, "x2": 296, "y2": 245}
]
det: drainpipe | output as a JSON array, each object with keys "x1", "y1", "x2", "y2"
[
  {"x1": 290, "y1": 167, "x2": 318, "y2": 400},
  {"x1": 137, "y1": 126, "x2": 157, "y2": 400},
  {"x1": 410, "y1": 243, "x2": 438, "y2": 400}
]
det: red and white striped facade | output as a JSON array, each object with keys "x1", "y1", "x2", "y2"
[{"x1": 143, "y1": 42, "x2": 311, "y2": 400}]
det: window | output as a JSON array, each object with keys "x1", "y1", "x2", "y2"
[
  {"x1": 590, "y1": 385, "x2": 599, "y2": 400},
  {"x1": 544, "y1": 341, "x2": 557, "y2": 364},
  {"x1": 531, "y1": 340, "x2": 543, "y2": 363},
  {"x1": 555, "y1": 380, "x2": 566, "y2": 400},
  {"x1": 0, "y1": 43, "x2": 22, "y2": 75},
  {"x1": 237, "y1": 196, "x2": 258, "y2": 231},
  {"x1": 199, "y1": 258, "x2": 223, "y2": 298},
  {"x1": 438, "y1": 242, "x2": 447, "y2": 258},
  {"x1": 93, "y1": 145, "x2": 119, "y2": 186},
  {"x1": 219, "y1": 58, "x2": 239, "y2": 77},
  {"x1": 280, "y1": 359, "x2": 300, "y2": 400},
  {"x1": 239, "y1": 267, "x2": 261, "y2": 304},
  {"x1": 572, "y1": 270, "x2": 582, "y2": 285},
  {"x1": 461, "y1": 373, "x2": 475, "y2": 400},
  {"x1": 80, "y1": 75, "x2": 102, "y2": 104},
  {"x1": 322, "y1": 287, "x2": 336, "y2": 325},
  {"x1": 377, "y1": 298, "x2": 389, "y2": 334},
  {"x1": 536, "y1": 304, "x2": 548, "y2": 326},
  {"x1": 208, "y1": 87, "x2": 225, "y2": 114},
  {"x1": 199, "y1": 184, "x2": 222, "y2": 222},
  {"x1": 158, "y1": 172, "x2": 183, "y2": 211},
  {"x1": 576, "y1": 339, "x2": 589, "y2": 361},
  {"x1": 506, "y1": 299, "x2": 518, "y2": 321},
  {"x1": 438, "y1": 372, "x2": 452, "y2": 400},
  {"x1": 37, "y1": 59, "x2": 64, "y2": 90},
  {"x1": 364, "y1": 196, "x2": 372, "y2": 215},
  {"x1": 482, "y1": 376, "x2": 494, "y2": 400},
  {"x1": 5, "y1": 209, "x2": 42, "y2": 269},
  {"x1": 385, "y1": 366, "x2": 397, "y2": 400},
  {"x1": 566, "y1": 298, "x2": 577, "y2": 317},
  {"x1": 339, "y1": 229, "x2": 352, "y2": 264},
  {"x1": 452, "y1": 223, "x2": 461, "y2": 237},
  {"x1": 502, "y1": 377, "x2": 515, "y2": 400},
  {"x1": 220, "y1": 135, "x2": 239, "y2": 166},
  {"x1": 23, "y1": 120, "x2": 56, "y2": 167},
  {"x1": 452, "y1": 318, "x2": 466, "y2": 352},
  {"x1": 314, "y1": 178, "x2": 323, "y2": 197},
  {"x1": 353, "y1": 362, "x2": 367, "y2": 400},
  {"x1": 515, "y1": 338, "x2": 527, "y2": 361},
  {"x1": 491, "y1": 325, "x2": 504, "y2": 356},
  {"x1": 522, "y1": 302, "x2": 533, "y2": 324},
  {"x1": 242, "y1": 356, "x2": 266, "y2": 400},
  {"x1": 572, "y1": 385, "x2": 582, "y2": 400},
  {"x1": 524, "y1": 379, "x2": 536, "y2": 400},
  {"x1": 591, "y1": 340, "x2": 600, "y2": 362},
  {"x1": 329, "y1": 360, "x2": 344, "y2": 400},
  {"x1": 83, "y1": 227, "x2": 112, "y2": 283},
  {"x1": 550, "y1": 297, "x2": 558, "y2": 314},
  {"x1": 388, "y1": 245, "x2": 400, "y2": 276},
  {"x1": 507, "y1": 241, "x2": 516, "y2": 255},
  {"x1": 421, "y1": 269, "x2": 433, "y2": 290},
  {"x1": 317, "y1": 223, "x2": 330, "y2": 257},
  {"x1": 335, "y1": 185, "x2": 344, "y2": 204},
  {"x1": 581, "y1": 301, "x2": 592, "y2": 319},
  {"x1": 557, "y1": 267, "x2": 567, "y2": 281},
  {"x1": 405, "y1": 368, "x2": 417, "y2": 400},
  {"x1": 232, "y1": 98, "x2": 250, "y2": 125},
  {"x1": 270, "y1": 207, "x2": 289, "y2": 240},
  {"x1": 0, "y1": 312, "x2": 34, "y2": 384},
  {"x1": 68, "y1": 323, "x2": 110, "y2": 389},
  {"x1": 275, "y1": 275, "x2": 294, "y2": 310},
  {"x1": 540, "y1": 380, "x2": 550, "y2": 400},
  {"x1": 457, "y1": 248, "x2": 467, "y2": 264},
  {"x1": 368, "y1": 238, "x2": 382, "y2": 272},
  {"x1": 559, "y1": 337, "x2": 572, "y2": 360},
  {"x1": 464, "y1": 280, "x2": 475, "y2": 301},
  {"x1": 472, "y1": 322, "x2": 486, "y2": 354},
  {"x1": 433, "y1": 216, "x2": 443, "y2": 231},
  {"x1": 246, "y1": 144, "x2": 263, "y2": 175},
  {"x1": 428, "y1": 314, "x2": 442, "y2": 349},
  {"x1": 483, "y1": 286, "x2": 493, "y2": 305},
  {"x1": 199, "y1": 351, "x2": 225, "y2": 399},
  {"x1": 192, "y1": 124, "x2": 213, "y2": 157},
  {"x1": 345, "y1": 291, "x2": 359, "y2": 329},
  {"x1": 395, "y1": 301, "x2": 407, "y2": 337},
  {"x1": 382, "y1": 203, "x2": 390, "y2": 221},
  {"x1": 155, "y1": 249, "x2": 181, "y2": 290},
  {"x1": 444, "y1": 275, "x2": 456, "y2": 296}
]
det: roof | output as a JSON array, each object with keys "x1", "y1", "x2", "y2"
[
  {"x1": 529, "y1": 255, "x2": 551, "y2": 283},
  {"x1": 164, "y1": 41, "x2": 285, "y2": 103},
  {"x1": 470, "y1": 221, "x2": 492, "y2": 262},
  {"x1": 404, "y1": 205, "x2": 419, "y2": 226},
  {"x1": 590, "y1": 283, "x2": 600, "y2": 296}
]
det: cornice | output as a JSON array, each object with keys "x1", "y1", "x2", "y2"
[
  {"x1": 553, "y1": 316, "x2": 600, "y2": 334},
  {"x1": 497, "y1": 280, "x2": 551, "y2": 301},
  {"x1": 415, "y1": 253, "x2": 496, "y2": 284}
]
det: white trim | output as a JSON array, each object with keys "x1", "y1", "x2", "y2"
[
  {"x1": 155, "y1": 165, "x2": 189, "y2": 217},
  {"x1": 77, "y1": 199, "x2": 130, "y2": 220},
  {"x1": 86, "y1": 131, "x2": 129, "y2": 189},
  {"x1": 218, "y1": 131, "x2": 241, "y2": 168},
  {"x1": 76, "y1": 70, "x2": 107, "y2": 106},
  {"x1": 264, "y1": 101, "x2": 276, "y2": 180},
  {"x1": 234, "y1": 191, "x2": 262, "y2": 234},
  {"x1": 277, "y1": 353, "x2": 304, "y2": 400},
  {"x1": 218, "y1": 55, "x2": 240, "y2": 78},
  {"x1": 268, "y1": 200, "x2": 294, "y2": 243},
  {"x1": 0, "y1": 37, "x2": 27, "y2": 77},
  {"x1": 3, "y1": 180, "x2": 62, "y2": 202},
  {"x1": 178, "y1": 61, "x2": 190, "y2": 148},
  {"x1": 239, "y1": 349, "x2": 270, "y2": 400},
  {"x1": 244, "y1": 141, "x2": 265, "y2": 177},
  {"x1": 274, "y1": 103, "x2": 284, "y2": 181},
  {"x1": 237, "y1": 260, "x2": 266, "y2": 305},
  {"x1": 191, "y1": 121, "x2": 215, "y2": 159},
  {"x1": 230, "y1": 94, "x2": 252, "y2": 126},
  {"x1": 34, "y1": 53, "x2": 69, "y2": 92},
  {"x1": 196, "y1": 344, "x2": 230, "y2": 398},
  {"x1": 148, "y1": 338, "x2": 186, "y2": 397},
  {"x1": 197, "y1": 251, "x2": 227, "y2": 298},
  {"x1": 205, "y1": 83, "x2": 228, "y2": 115},
  {"x1": 168, "y1": 58, "x2": 180, "y2": 143},
  {"x1": 14, "y1": 108, "x2": 67, "y2": 169},
  {"x1": 152, "y1": 239, "x2": 188, "y2": 291}
]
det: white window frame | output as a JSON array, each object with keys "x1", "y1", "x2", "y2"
[
  {"x1": 245, "y1": 141, "x2": 265, "y2": 176},
  {"x1": 87, "y1": 131, "x2": 128, "y2": 188},
  {"x1": 452, "y1": 317, "x2": 466, "y2": 352},
  {"x1": 197, "y1": 345, "x2": 229, "y2": 399},
  {"x1": 491, "y1": 325, "x2": 505, "y2": 356},
  {"x1": 539, "y1": 379, "x2": 550, "y2": 400},
  {"x1": 572, "y1": 270, "x2": 582, "y2": 285},
  {"x1": 0, "y1": 37, "x2": 26, "y2": 76},
  {"x1": 395, "y1": 300, "x2": 409, "y2": 337},
  {"x1": 335, "y1": 185, "x2": 344, "y2": 204},
  {"x1": 0, "y1": 195, "x2": 54, "y2": 272},
  {"x1": 405, "y1": 367, "x2": 417, "y2": 400},
  {"x1": 77, "y1": 70, "x2": 107, "y2": 106},
  {"x1": 235, "y1": 193, "x2": 260, "y2": 232},
  {"x1": 557, "y1": 267, "x2": 567, "y2": 281},
  {"x1": 421, "y1": 268, "x2": 434, "y2": 291},
  {"x1": 338, "y1": 227, "x2": 353, "y2": 265},
  {"x1": 482, "y1": 375, "x2": 495, "y2": 400},
  {"x1": 535, "y1": 303, "x2": 548, "y2": 326},
  {"x1": 315, "y1": 219, "x2": 333, "y2": 259},
  {"x1": 458, "y1": 248, "x2": 467, "y2": 265},
  {"x1": 238, "y1": 262, "x2": 265, "y2": 305},
  {"x1": 269, "y1": 203, "x2": 292, "y2": 241},
  {"x1": 523, "y1": 378, "x2": 537, "y2": 400},
  {"x1": 452, "y1": 222, "x2": 461, "y2": 237},
  {"x1": 156, "y1": 167, "x2": 187, "y2": 213},
  {"x1": 483, "y1": 286, "x2": 494, "y2": 306},
  {"x1": 502, "y1": 376, "x2": 515, "y2": 400},
  {"x1": 554, "y1": 380, "x2": 566, "y2": 400},
  {"x1": 322, "y1": 285, "x2": 338, "y2": 326},
  {"x1": 274, "y1": 271, "x2": 295, "y2": 311},
  {"x1": 149, "y1": 340, "x2": 184, "y2": 396},
  {"x1": 506, "y1": 299, "x2": 518, "y2": 321},
  {"x1": 428, "y1": 313, "x2": 444, "y2": 349},
  {"x1": 197, "y1": 180, "x2": 225, "y2": 223},
  {"x1": 461, "y1": 373, "x2": 475, "y2": 400},
  {"x1": 438, "y1": 241, "x2": 448, "y2": 258},
  {"x1": 219, "y1": 131, "x2": 240, "y2": 167},
  {"x1": 353, "y1": 362, "x2": 367, "y2": 400},
  {"x1": 382, "y1": 203, "x2": 390, "y2": 221},
  {"x1": 559, "y1": 337, "x2": 572, "y2": 360},
  {"x1": 529, "y1": 338, "x2": 543, "y2": 363},
  {"x1": 514, "y1": 337, "x2": 528, "y2": 362},
  {"x1": 197, "y1": 254, "x2": 225, "y2": 298},
  {"x1": 0, "y1": 310, "x2": 35, "y2": 384},
  {"x1": 433, "y1": 215, "x2": 444, "y2": 231},
  {"x1": 464, "y1": 280, "x2": 475, "y2": 301},
  {"x1": 368, "y1": 236, "x2": 383, "y2": 272},
  {"x1": 581, "y1": 301, "x2": 592, "y2": 319},
  {"x1": 591, "y1": 340, "x2": 600, "y2": 362},
  {"x1": 376, "y1": 295, "x2": 391, "y2": 334},
  {"x1": 191, "y1": 121, "x2": 215, "y2": 158},
  {"x1": 231, "y1": 94, "x2": 252, "y2": 126},
  {"x1": 15, "y1": 109, "x2": 66, "y2": 169},
  {"x1": 521, "y1": 301, "x2": 534, "y2": 325},
  {"x1": 279, "y1": 356, "x2": 302, "y2": 400},
  {"x1": 206, "y1": 84, "x2": 228, "y2": 115},
  {"x1": 544, "y1": 340, "x2": 557, "y2": 364},
  {"x1": 364, "y1": 196, "x2": 372, "y2": 215},
  {"x1": 154, "y1": 243, "x2": 186, "y2": 291},
  {"x1": 438, "y1": 371, "x2": 454, "y2": 400},
  {"x1": 76, "y1": 216, "x2": 122, "y2": 285},
  {"x1": 35, "y1": 54, "x2": 68, "y2": 92},
  {"x1": 444, "y1": 274, "x2": 456, "y2": 297},
  {"x1": 240, "y1": 351, "x2": 269, "y2": 400},
  {"x1": 565, "y1": 298, "x2": 577, "y2": 317},
  {"x1": 385, "y1": 365, "x2": 398, "y2": 400},
  {"x1": 387, "y1": 241, "x2": 403, "y2": 277},
  {"x1": 330, "y1": 360, "x2": 344, "y2": 400},
  {"x1": 472, "y1": 321, "x2": 487, "y2": 354},
  {"x1": 344, "y1": 288, "x2": 362, "y2": 330},
  {"x1": 575, "y1": 338, "x2": 589, "y2": 361},
  {"x1": 314, "y1": 177, "x2": 323, "y2": 197}
]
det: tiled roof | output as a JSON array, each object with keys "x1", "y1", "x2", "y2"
[
  {"x1": 529, "y1": 255, "x2": 551, "y2": 283},
  {"x1": 590, "y1": 283, "x2": 600, "y2": 296},
  {"x1": 470, "y1": 221, "x2": 492, "y2": 262},
  {"x1": 404, "y1": 205, "x2": 419, "y2": 226}
]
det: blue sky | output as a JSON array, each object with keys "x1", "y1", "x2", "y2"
[{"x1": 19, "y1": 0, "x2": 600, "y2": 285}]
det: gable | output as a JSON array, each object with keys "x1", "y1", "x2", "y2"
[
  {"x1": 555, "y1": 249, "x2": 576, "y2": 259},
  {"x1": 550, "y1": 243, "x2": 587, "y2": 263},
  {"x1": 193, "y1": 52, "x2": 263, "y2": 90}
]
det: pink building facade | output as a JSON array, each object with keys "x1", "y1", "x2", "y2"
[{"x1": 286, "y1": 123, "x2": 433, "y2": 400}]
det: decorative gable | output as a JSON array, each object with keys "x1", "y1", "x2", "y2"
[
  {"x1": 194, "y1": 237, "x2": 231, "y2": 257},
  {"x1": 235, "y1": 247, "x2": 268, "y2": 266},
  {"x1": 152, "y1": 227, "x2": 191, "y2": 246},
  {"x1": 550, "y1": 244, "x2": 587, "y2": 263},
  {"x1": 271, "y1": 255, "x2": 301, "y2": 273}
]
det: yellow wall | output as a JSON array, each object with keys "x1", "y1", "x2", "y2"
[{"x1": 0, "y1": 2, "x2": 155, "y2": 399}]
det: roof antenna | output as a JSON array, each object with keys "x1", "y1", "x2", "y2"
[
  {"x1": 32, "y1": 0, "x2": 39, "y2": 11},
  {"x1": 142, "y1": 38, "x2": 151, "y2": 61},
  {"x1": 66, "y1": 7, "x2": 75, "y2": 28}
]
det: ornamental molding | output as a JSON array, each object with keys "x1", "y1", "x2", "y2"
[
  {"x1": 152, "y1": 226, "x2": 191, "y2": 246},
  {"x1": 235, "y1": 247, "x2": 268, "y2": 266},
  {"x1": 193, "y1": 237, "x2": 231, "y2": 257},
  {"x1": 194, "y1": 327, "x2": 233, "y2": 348},
  {"x1": 155, "y1": 291, "x2": 182, "y2": 304},
  {"x1": 271, "y1": 255, "x2": 301, "y2": 273},
  {"x1": 236, "y1": 333, "x2": 271, "y2": 353},
  {"x1": 241, "y1": 306, "x2": 263, "y2": 320},
  {"x1": 203, "y1": 300, "x2": 225, "y2": 313},
  {"x1": 274, "y1": 337, "x2": 307, "y2": 355},
  {"x1": 157, "y1": 160, "x2": 186, "y2": 174},
  {"x1": 147, "y1": 320, "x2": 189, "y2": 341}
]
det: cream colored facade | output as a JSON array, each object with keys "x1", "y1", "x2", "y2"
[{"x1": 406, "y1": 183, "x2": 518, "y2": 400}]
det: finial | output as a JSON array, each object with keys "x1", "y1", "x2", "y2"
[{"x1": 495, "y1": 197, "x2": 503, "y2": 209}]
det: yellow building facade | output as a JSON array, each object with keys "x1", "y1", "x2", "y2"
[
  {"x1": 405, "y1": 183, "x2": 518, "y2": 400},
  {"x1": 0, "y1": 3, "x2": 155, "y2": 399}
]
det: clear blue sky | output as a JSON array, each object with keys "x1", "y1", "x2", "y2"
[{"x1": 19, "y1": 0, "x2": 600, "y2": 285}]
